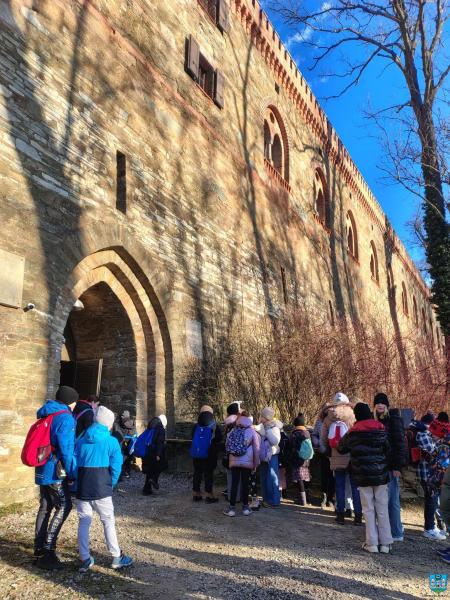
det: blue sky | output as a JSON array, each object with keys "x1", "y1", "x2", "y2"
[{"x1": 263, "y1": 5, "x2": 429, "y2": 268}]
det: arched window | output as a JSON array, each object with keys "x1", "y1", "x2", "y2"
[
  {"x1": 272, "y1": 134, "x2": 283, "y2": 174},
  {"x1": 369, "y1": 241, "x2": 379, "y2": 283},
  {"x1": 314, "y1": 168, "x2": 330, "y2": 228},
  {"x1": 412, "y1": 296, "x2": 418, "y2": 327},
  {"x1": 346, "y1": 211, "x2": 358, "y2": 260},
  {"x1": 263, "y1": 107, "x2": 289, "y2": 182},
  {"x1": 401, "y1": 282, "x2": 408, "y2": 316}
]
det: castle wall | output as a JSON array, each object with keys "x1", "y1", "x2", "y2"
[{"x1": 0, "y1": 0, "x2": 443, "y2": 505}]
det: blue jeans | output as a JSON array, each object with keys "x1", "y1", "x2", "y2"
[
  {"x1": 388, "y1": 472, "x2": 404, "y2": 538},
  {"x1": 335, "y1": 469, "x2": 362, "y2": 515},
  {"x1": 260, "y1": 454, "x2": 281, "y2": 506}
]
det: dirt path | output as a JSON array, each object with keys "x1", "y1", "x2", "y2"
[{"x1": 0, "y1": 473, "x2": 447, "y2": 599}]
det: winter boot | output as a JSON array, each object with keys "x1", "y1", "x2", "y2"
[
  {"x1": 354, "y1": 513, "x2": 363, "y2": 526},
  {"x1": 296, "y1": 492, "x2": 307, "y2": 506},
  {"x1": 36, "y1": 550, "x2": 64, "y2": 571},
  {"x1": 336, "y1": 512, "x2": 345, "y2": 525}
]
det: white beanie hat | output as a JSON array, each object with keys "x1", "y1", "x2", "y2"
[
  {"x1": 95, "y1": 406, "x2": 115, "y2": 430},
  {"x1": 261, "y1": 407, "x2": 275, "y2": 421},
  {"x1": 158, "y1": 414, "x2": 168, "y2": 429},
  {"x1": 333, "y1": 392, "x2": 350, "y2": 406}
]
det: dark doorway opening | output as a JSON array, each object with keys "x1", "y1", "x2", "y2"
[{"x1": 59, "y1": 281, "x2": 137, "y2": 415}]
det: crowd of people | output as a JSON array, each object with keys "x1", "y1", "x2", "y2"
[
  {"x1": 188, "y1": 393, "x2": 450, "y2": 558},
  {"x1": 24, "y1": 384, "x2": 450, "y2": 573}
]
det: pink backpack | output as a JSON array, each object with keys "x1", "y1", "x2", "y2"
[
  {"x1": 328, "y1": 421, "x2": 348, "y2": 449},
  {"x1": 21, "y1": 411, "x2": 68, "y2": 467}
]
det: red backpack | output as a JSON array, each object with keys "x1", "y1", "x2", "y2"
[
  {"x1": 21, "y1": 410, "x2": 69, "y2": 467},
  {"x1": 328, "y1": 421, "x2": 349, "y2": 449}
]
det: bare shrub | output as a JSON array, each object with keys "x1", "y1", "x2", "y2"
[{"x1": 179, "y1": 308, "x2": 448, "y2": 423}]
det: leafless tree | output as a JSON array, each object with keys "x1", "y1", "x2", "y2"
[{"x1": 271, "y1": 1, "x2": 450, "y2": 346}]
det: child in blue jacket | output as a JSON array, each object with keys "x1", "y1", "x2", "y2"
[
  {"x1": 34, "y1": 385, "x2": 77, "y2": 571},
  {"x1": 74, "y1": 405, "x2": 133, "y2": 572}
]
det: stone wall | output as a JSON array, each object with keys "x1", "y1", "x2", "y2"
[{"x1": 0, "y1": 0, "x2": 444, "y2": 505}]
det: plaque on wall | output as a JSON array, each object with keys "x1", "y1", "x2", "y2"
[
  {"x1": 186, "y1": 319, "x2": 203, "y2": 359},
  {"x1": 0, "y1": 249, "x2": 25, "y2": 309}
]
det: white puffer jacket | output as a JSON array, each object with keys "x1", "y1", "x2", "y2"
[{"x1": 256, "y1": 420, "x2": 282, "y2": 456}]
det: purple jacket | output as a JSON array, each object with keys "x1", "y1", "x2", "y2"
[{"x1": 228, "y1": 416, "x2": 261, "y2": 470}]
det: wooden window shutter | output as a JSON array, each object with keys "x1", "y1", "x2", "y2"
[
  {"x1": 217, "y1": 0, "x2": 230, "y2": 33},
  {"x1": 214, "y1": 69, "x2": 225, "y2": 108},
  {"x1": 187, "y1": 35, "x2": 200, "y2": 80}
]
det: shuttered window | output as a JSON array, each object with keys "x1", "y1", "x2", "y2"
[
  {"x1": 198, "y1": 0, "x2": 230, "y2": 32},
  {"x1": 186, "y1": 36, "x2": 226, "y2": 108}
]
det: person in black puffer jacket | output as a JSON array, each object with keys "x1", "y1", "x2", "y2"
[
  {"x1": 374, "y1": 393, "x2": 408, "y2": 542},
  {"x1": 338, "y1": 402, "x2": 393, "y2": 554},
  {"x1": 142, "y1": 415, "x2": 168, "y2": 495},
  {"x1": 191, "y1": 405, "x2": 223, "y2": 503}
]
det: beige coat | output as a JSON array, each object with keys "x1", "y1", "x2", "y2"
[{"x1": 320, "y1": 404, "x2": 355, "y2": 470}]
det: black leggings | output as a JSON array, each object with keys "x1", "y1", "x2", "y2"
[
  {"x1": 34, "y1": 481, "x2": 72, "y2": 551},
  {"x1": 230, "y1": 467, "x2": 251, "y2": 507},
  {"x1": 193, "y1": 458, "x2": 214, "y2": 494},
  {"x1": 249, "y1": 470, "x2": 258, "y2": 496}
]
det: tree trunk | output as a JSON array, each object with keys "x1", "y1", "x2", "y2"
[{"x1": 417, "y1": 106, "x2": 450, "y2": 339}]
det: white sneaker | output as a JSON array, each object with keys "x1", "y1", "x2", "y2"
[
  {"x1": 242, "y1": 508, "x2": 252, "y2": 516},
  {"x1": 439, "y1": 529, "x2": 449, "y2": 537},
  {"x1": 362, "y1": 543, "x2": 379, "y2": 553},
  {"x1": 379, "y1": 545, "x2": 391, "y2": 554},
  {"x1": 392, "y1": 537, "x2": 404, "y2": 542},
  {"x1": 424, "y1": 529, "x2": 447, "y2": 541},
  {"x1": 223, "y1": 508, "x2": 236, "y2": 517}
]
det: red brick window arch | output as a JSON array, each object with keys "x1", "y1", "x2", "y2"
[
  {"x1": 263, "y1": 107, "x2": 289, "y2": 183},
  {"x1": 346, "y1": 211, "x2": 358, "y2": 261},
  {"x1": 401, "y1": 282, "x2": 409, "y2": 316},
  {"x1": 314, "y1": 168, "x2": 330, "y2": 228},
  {"x1": 412, "y1": 296, "x2": 419, "y2": 327},
  {"x1": 369, "y1": 241, "x2": 379, "y2": 283}
]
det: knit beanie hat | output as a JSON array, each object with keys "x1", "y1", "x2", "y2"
[
  {"x1": 55, "y1": 385, "x2": 79, "y2": 405},
  {"x1": 261, "y1": 407, "x2": 275, "y2": 421},
  {"x1": 200, "y1": 405, "x2": 213, "y2": 414},
  {"x1": 438, "y1": 412, "x2": 449, "y2": 423},
  {"x1": 95, "y1": 406, "x2": 115, "y2": 430},
  {"x1": 421, "y1": 413, "x2": 435, "y2": 425},
  {"x1": 158, "y1": 414, "x2": 168, "y2": 429},
  {"x1": 354, "y1": 402, "x2": 373, "y2": 422},
  {"x1": 333, "y1": 392, "x2": 349, "y2": 406},
  {"x1": 294, "y1": 413, "x2": 305, "y2": 427},
  {"x1": 226, "y1": 402, "x2": 241, "y2": 416},
  {"x1": 374, "y1": 393, "x2": 390, "y2": 408}
]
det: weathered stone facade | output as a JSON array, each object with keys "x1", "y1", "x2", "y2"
[{"x1": 0, "y1": 0, "x2": 444, "y2": 505}]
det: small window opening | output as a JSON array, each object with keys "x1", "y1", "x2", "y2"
[
  {"x1": 275, "y1": 82, "x2": 280, "y2": 94},
  {"x1": 116, "y1": 151, "x2": 127, "y2": 214},
  {"x1": 281, "y1": 266, "x2": 288, "y2": 305},
  {"x1": 329, "y1": 300, "x2": 335, "y2": 327},
  {"x1": 198, "y1": 55, "x2": 215, "y2": 98}
]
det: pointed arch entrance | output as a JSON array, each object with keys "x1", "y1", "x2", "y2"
[{"x1": 48, "y1": 247, "x2": 173, "y2": 428}]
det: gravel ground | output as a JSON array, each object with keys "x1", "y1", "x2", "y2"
[{"x1": 0, "y1": 472, "x2": 447, "y2": 599}]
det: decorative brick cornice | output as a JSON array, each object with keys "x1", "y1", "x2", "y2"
[{"x1": 230, "y1": 0, "x2": 430, "y2": 303}]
